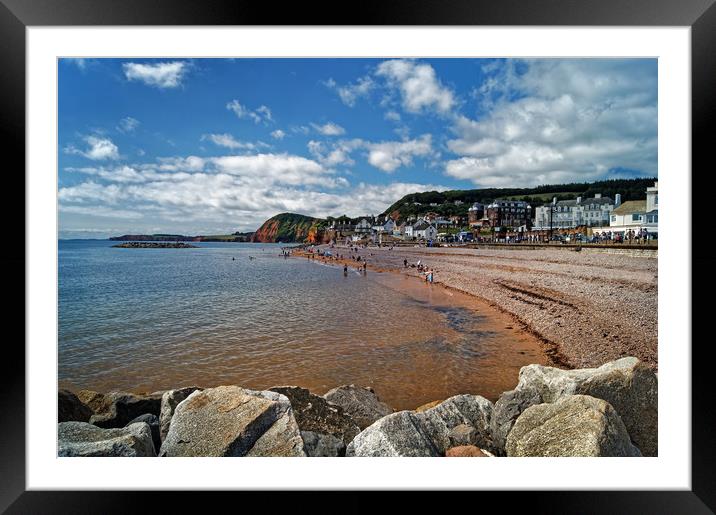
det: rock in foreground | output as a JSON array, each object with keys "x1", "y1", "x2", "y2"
[
  {"x1": 505, "y1": 395, "x2": 641, "y2": 457},
  {"x1": 58, "y1": 421, "x2": 156, "y2": 457},
  {"x1": 159, "y1": 386, "x2": 305, "y2": 457},
  {"x1": 159, "y1": 387, "x2": 202, "y2": 442},
  {"x1": 89, "y1": 392, "x2": 163, "y2": 429},
  {"x1": 492, "y1": 357, "x2": 657, "y2": 456},
  {"x1": 128, "y1": 413, "x2": 161, "y2": 452},
  {"x1": 347, "y1": 395, "x2": 494, "y2": 457},
  {"x1": 301, "y1": 431, "x2": 346, "y2": 457},
  {"x1": 58, "y1": 389, "x2": 93, "y2": 423},
  {"x1": 323, "y1": 385, "x2": 394, "y2": 430},
  {"x1": 269, "y1": 386, "x2": 360, "y2": 448}
]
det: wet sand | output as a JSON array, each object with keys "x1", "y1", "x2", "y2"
[{"x1": 300, "y1": 244, "x2": 658, "y2": 372}]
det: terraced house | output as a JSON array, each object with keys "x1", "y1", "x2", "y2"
[{"x1": 533, "y1": 193, "x2": 619, "y2": 230}]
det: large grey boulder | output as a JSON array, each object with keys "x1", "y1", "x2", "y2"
[
  {"x1": 269, "y1": 386, "x2": 360, "y2": 446},
  {"x1": 347, "y1": 395, "x2": 494, "y2": 457},
  {"x1": 579, "y1": 360, "x2": 658, "y2": 457},
  {"x1": 159, "y1": 387, "x2": 202, "y2": 442},
  {"x1": 127, "y1": 413, "x2": 161, "y2": 452},
  {"x1": 89, "y1": 392, "x2": 163, "y2": 429},
  {"x1": 58, "y1": 421, "x2": 156, "y2": 457},
  {"x1": 323, "y1": 385, "x2": 394, "y2": 430},
  {"x1": 159, "y1": 386, "x2": 305, "y2": 457},
  {"x1": 492, "y1": 357, "x2": 657, "y2": 456},
  {"x1": 505, "y1": 395, "x2": 642, "y2": 457},
  {"x1": 300, "y1": 431, "x2": 346, "y2": 457},
  {"x1": 58, "y1": 389, "x2": 92, "y2": 423}
]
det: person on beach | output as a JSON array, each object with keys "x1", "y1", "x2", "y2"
[
  {"x1": 362, "y1": 262, "x2": 367, "y2": 274},
  {"x1": 404, "y1": 258, "x2": 408, "y2": 268},
  {"x1": 344, "y1": 265, "x2": 348, "y2": 276}
]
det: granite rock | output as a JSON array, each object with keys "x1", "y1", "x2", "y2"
[
  {"x1": 159, "y1": 387, "x2": 202, "y2": 442},
  {"x1": 347, "y1": 395, "x2": 494, "y2": 457},
  {"x1": 58, "y1": 421, "x2": 156, "y2": 457},
  {"x1": 301, "y1": 431, "x2": 346, "y2": 457},
  {"x1": 492, "y1": 357, "x2": 657, "y2": 456},
  {"x1": 269, "y1": 386, "x2": 360, "y2": 445},
  {"x1": 159, "y1": 386, "x2": 305, "y2": 457},
  {"x1": 505, "y1": 395, "x2": 642, "y2": 457},
  {"x1": 323, "y1": 385, "x2": 394, "y2": 430}
]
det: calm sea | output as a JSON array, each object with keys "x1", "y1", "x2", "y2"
[{"x1": 58, "y1": 240, "x2": 545, "y2": 409}]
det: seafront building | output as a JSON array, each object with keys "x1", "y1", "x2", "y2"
[
  {"x1": 467, "y1": 202, "x2": 485, "y2": 227},
  {"x1": 591, "y1": 182, "x2": 658, "y2": 237},
  {"x1": 485, "y1": 200, "x2": 532, "y2": 229},
  {"x1": 411, "y1": 220, "x2": 438, "y2": 240},
  {"x1": 533, "y1": 193, "x2": 619, "y2": 230}
]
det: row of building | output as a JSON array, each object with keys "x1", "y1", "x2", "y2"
[
  {"x1": 466, "y1": 181, "x2": 658, "y2": 236},
  {"x1": 327, "y1": 181, "x2": 658, "y2": 243}
]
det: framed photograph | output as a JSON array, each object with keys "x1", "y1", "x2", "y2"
[{"x1": 5, "y1": 0, "x2": 713, "y2": 511}]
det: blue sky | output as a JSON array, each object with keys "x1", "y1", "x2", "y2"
[{"x1": 58, "y1": 58, "x2": 657, "y2": 238}]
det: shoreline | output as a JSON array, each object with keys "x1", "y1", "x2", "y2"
[
  {"x1": 294, "y1": 246, "x2": 568, "y2": 369},
  {"x1": 295, "y1": 244, "x2": 657, "y2": 372}
]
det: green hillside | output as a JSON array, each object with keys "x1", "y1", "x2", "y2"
[{"x1": 382, "y1": 177, "x2": 657, "y2": 219}]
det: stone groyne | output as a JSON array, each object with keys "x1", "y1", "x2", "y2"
[{"x1": 58, "y1": 357, "x2": 657, "y2": 458}]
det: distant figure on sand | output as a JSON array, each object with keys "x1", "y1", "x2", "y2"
[
  {"x1": 343, "y1": 265, "x2": 348, "y2": 276},
  {"x1": 404, "y1": 259, "x2": 408, "y2": 268}
]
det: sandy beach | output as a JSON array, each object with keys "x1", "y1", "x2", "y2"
[{"x1": 301, "y1": 244, "x2": 658, "y2": 371}]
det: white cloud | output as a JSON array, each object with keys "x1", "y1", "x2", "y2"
[
  {"x1": 117, "y1": 116, "x2": 140, "y2": 133},
  {"x1": 291, "y1": 125, "x2": 311, "y2": 135},
  {"x1": 226, "y1": 100, "x2": 273, "y2": 124},
  {"x1": 326, "y1": 76, "x2": 374, "y2": 107},
  {"x1": 123, "y1": 61, "x2": 188, "y2": 89},
  {"x1": 307, "y1": 135, "x2": 433, "y2": 173},
  {"x1": 65, "y1": 58, "x2": 90, "y2": 70},
  {"x1": 363, "y1": 135, "x2": 433, "y2": 173},
  {"x1": 270, "y1": 129, "x2": 286, "y2": 140},
  {"x1": 64, "y1": 136, "x2": 120, "y2": 160},
  {"x1": 384, "y1": 110, "x2": 401, "y2": 122},
  {"x1": 201, "y1": 133, "x2": 269, "y2": 151},
  {"x1": 310, "y1": 122, "x2": 346, "y2": 136},
  {"x1": 59, "y1": 174, "x2": 445, "y2": 233},
  {"x1": 376, "y1": 59, "x2": 455, "y2": 115},
  {"x1": 156, "y1": 156, "x2": 206, "y2": 172},
  {"x1": 59, "y1": 181, "x2": 126, "y2": 204},
  {"x1": 446, "y1": 59, "x2": 657, "y2": 187},
  {"x1": 59, "y1": 205, "x2": 143, "y2": 219},
  {"x1": 307, "y1": 140, "x2": 355, "y2": 167},
  {"x1": 66, "y1": 165, "x2": 148, "y2": 183}
]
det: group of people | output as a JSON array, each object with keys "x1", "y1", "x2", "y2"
[
  {"x1": 402, "y1": 258, "x2": 434, "y2": 283},
  {"x1": 593, "y1": 229, "x2": 653, "y2": 244}
]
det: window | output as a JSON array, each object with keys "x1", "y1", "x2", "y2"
[
  {"x1": 611, "y1": 215, "x2": 616, "y2": 222},
  {"x1": 632, "y1": 214, "x2": 641, "y2": 222}
]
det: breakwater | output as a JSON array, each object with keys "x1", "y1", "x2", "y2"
[{"x1": 57, "y1": 357, "x2": 657, "y2": 458}]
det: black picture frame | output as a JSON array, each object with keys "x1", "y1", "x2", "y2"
[{"x1": 3, "y1": 0, "x2": 712, "y2": 512}]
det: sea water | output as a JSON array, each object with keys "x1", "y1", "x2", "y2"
[{"x1": 58, "y1": 240, "x2": 545, "y2": 409}]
